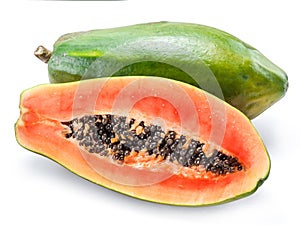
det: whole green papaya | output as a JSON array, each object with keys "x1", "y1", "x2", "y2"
[{"x1": 36, "y1": 22, "x2": 288, "y2": 119}]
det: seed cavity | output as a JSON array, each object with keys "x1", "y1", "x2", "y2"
[{"x1": 62, "y1": 114, "x2": 244, "y2": 175}]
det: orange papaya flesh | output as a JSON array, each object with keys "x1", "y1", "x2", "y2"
[{"x1": 15, "y1": 76, "x2": 270, "y2": 206}]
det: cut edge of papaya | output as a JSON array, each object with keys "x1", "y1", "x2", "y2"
[{"x1": 15, "y1": 76, "x2": 271, "y2": 206}]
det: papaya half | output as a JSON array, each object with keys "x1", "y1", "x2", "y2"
[
  {"x1": 15, "y1": 76, "x2": 270, "y2": 206},
  {"x1": 35, "y1": 21, "x2": 288, "y2": 119}
]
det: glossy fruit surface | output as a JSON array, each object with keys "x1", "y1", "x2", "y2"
[{"x1": 45, "y1": 22, "x2": 288, "y2": 119}]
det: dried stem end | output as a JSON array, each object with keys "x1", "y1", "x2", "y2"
[{"x1": 34, "y1": 45, "x2": 52, "y2": 63}]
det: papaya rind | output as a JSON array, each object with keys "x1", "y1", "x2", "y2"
[{"x1": 48, "y1": 21, "x2": 288, "y2": 119}]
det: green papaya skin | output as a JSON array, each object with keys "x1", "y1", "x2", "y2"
[{"x1": 43, "y1": 22, "x2": 288, "y2": 119}]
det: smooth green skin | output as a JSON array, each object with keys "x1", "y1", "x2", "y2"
[{"x1": 48, "y1": 22, "x2": 288, "y2": 119}]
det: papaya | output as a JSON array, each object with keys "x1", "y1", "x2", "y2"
[
  {"x1": 15, "y1": 76, "x2": 270, "y2": 206},
  {"x1": 35, "y1": 21, "x2": 288, "y2": 119}
]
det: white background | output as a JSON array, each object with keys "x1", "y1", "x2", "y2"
[{"x1": 1, "y1": 0, "x2": 299, "y2": 224}]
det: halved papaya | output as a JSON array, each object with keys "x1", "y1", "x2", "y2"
[{"x1": 15, "y1": 76, "x2": 270, "y2": 206}]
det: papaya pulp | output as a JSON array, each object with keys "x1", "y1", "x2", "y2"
[{"x1": 15, "y1": 76, "x2": 270, "y2": 206}]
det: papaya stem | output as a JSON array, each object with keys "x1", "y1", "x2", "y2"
[{"x1": 34, "y1": 45, "x2": 52, "y2": 63}]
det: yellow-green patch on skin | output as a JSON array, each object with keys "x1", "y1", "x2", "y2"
[{"x1": 67, "y1": 50, "x2": 104, "y2": 57}]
